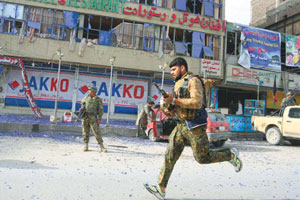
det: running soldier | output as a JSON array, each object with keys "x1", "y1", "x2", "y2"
[{"x1": 144, "y1": 57, "x2": 242, "y2": 199}]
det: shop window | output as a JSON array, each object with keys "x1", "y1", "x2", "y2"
[
  {"x1": 123, "y1": 70, "x2": 139, "y2": 76},
  {"x1": 135, "y1": 22, "x2": 145, "y2": 50},
  {"x1": 2, "y1": 19, "x2": 15, "y2": 34},
  {"x1": 0, "y1": 3, "x2": 25, "y2": 34},
  {"x1": 213, "y1": 0, "x2": 221, "y2": 19},
  {"x1": 51, "y1": 11, "x2": 64, "y2": 39},
  {"x1": 84, "y1": 15, "x2": 100, "y2": 40},
  {"x1": 186, "y1": 0, "x2": 202, "y2": 14},
  {"x1": 143, "y1": 24, "x2": 155, "y2": 51},
  {"x1": 185, "y1": 30, "x2": 193, "y2": 56},
  {"x1": 226, "y1": 31, "x2": 235, "y2": 55},
  {"x1": 174, "y1": 29, "x2": 188, "y2": 56},
  {"x1": 203, "y1": 34, "x2": 214, "y2": 58},
  {"x1": 212, "y1": 35, "x2": 220, "y2": 60},
  {"x1": 40, "y1": 9, "x2": 54, "y2": 38},
  {"x1": 26, "y1": 7, "x2": 42, "y2": 40},
  {"x1": 164, "y1": 27, "x2": 175, "y2": 54},
  {"x1": 192, "y1": 31, "x2": 204, "y2": 58},
  {"x1": 126, "y1": 0, "x2": 159, "y2": 5},
  {"x1": 226, "y1": 31, "x2": 241, "y2": 56},
  {"x1": 154, "y1": 26, "x2": 162, "y2": 52},
  {"x1": 158, "y1": 26, "x2": 173, "y2": 54}
]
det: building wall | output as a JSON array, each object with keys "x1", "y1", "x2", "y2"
[
  {"x1": 250, "y1": 0, "x2": 276, "y2": 27},
  {"x1": 0, "y1": 0, "x2": 226, "y2": 118}
]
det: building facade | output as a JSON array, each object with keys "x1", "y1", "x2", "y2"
[
  {"x1": 0, "y1": 0, "x2": 226, "y2": 119},
  {"x1": 251, "y1": 0, "x2": 300, "y2": 35}
]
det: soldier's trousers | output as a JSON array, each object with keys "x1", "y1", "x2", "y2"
[
  {"x1": 82, "y1": 117, "x2": 103, "y2": 144},
  {"x1": 158, "y1": 121, "x2": 231, "y2": 188}
]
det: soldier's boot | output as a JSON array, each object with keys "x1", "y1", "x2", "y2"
[
  {"x1": 83, "y1": 143, "x2": 88, "y2": 152},
  {"x1": 99, "y1": 143, "x2": 107, "y2": 153},
  {"x1": 229, "y1": 148, "x2": 242, "y2": 172}
]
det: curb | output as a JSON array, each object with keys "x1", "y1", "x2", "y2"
[{"x1": 0, "y1": 122, "x2": 138, "y2": 137}]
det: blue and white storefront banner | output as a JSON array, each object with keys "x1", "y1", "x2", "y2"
[
  {"x1": 238, "y1": 26, "x2": 281, "y2": 72},
  {"x1": 4, "y1": 68, "x2": 149, "y2": 114}
]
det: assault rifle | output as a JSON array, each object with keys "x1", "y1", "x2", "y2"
[
  {"x1": 75, "y1": 102, "x2": 86, "y2": 122},
  {"x1": 153, "y1": 83, "x2": 175, "y2": 111},
  {"x1": 153, "y1": 83, "x2": 168, "y2": 98}
]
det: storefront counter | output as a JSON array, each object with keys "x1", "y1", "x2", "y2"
[{"x1": 226, "y1": 115, "x2": 255, "y2": 133}]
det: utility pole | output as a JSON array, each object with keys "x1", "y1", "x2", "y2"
[
  {"x1": 53, "y1": 49, "x2": 63, "y2": 124},
  {"x1": 106, "y1": 56, "x2": 116, "y2": 127},
  {"x1": 159, "y1": 62, "x2": 168, "y2": 89}
]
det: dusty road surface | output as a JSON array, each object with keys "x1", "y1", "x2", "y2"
[{"x1": 0, "y1": 133, "x2": 300, "y2": 200}]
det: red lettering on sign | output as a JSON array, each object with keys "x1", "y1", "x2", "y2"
[
  {"x1": 51, "y1": 78, "x2": 57, "y2": 91},
  {"x1": 134, "y1": 86, "x2": 144, "y2": 99},
  {"x1": 232, "y1": 68, "x2": 240, "y2": 76},
  {"x1": 58, "y1": 0, "x2": 66, "y2": 5},
  {"x1": 60, "y1": 79, "x2": 69, "y2": 92},
  {"x1": 123, "y1": 84, "x2": 133, "y2": 98}
]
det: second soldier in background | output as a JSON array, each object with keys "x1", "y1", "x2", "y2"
[{"x1": 81, "y1": 85, "x2": 107, "y2": 152}]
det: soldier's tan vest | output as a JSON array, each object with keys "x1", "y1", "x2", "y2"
[{"x1": 174, "y1": 73, "x2": 207, "y2": 125}]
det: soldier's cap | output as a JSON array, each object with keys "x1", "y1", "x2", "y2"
[
  {"x1": 88, "y1": 85, "x2": 97, "y2": 93},
  {"x1": 287, "y1": 91, "x2": 292, "y2": 96}
]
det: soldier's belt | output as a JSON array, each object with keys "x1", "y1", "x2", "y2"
[{"x1": 85, "y1": 112, "x2": 97, "y2": 115}]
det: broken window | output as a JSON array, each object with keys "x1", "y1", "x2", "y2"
[
  {"x1": 226, "y1": 31, "x2": 241, "y2": 56},
  {"x1": 185, "y1": 0, "x2": 222, "y2": 18},
  {"x1": 0, "y1": 3, "x2": 25, "y2": 34},
  {"x1": 40, "y1": 9, "x2": 54, "y2": 38}
]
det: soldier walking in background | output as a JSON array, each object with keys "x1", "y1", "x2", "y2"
[
  {"x1": 136, "y1": 100, "x2": 155, "y2": 136},
  {"x1": 81, "y1": 85, "x2": 107, "y2": 152},
  {"x1": 144, "y1": 57, "x2": 242, "y2": 200},
  {"x1": 281, "y1": 91, "x2": 296, "y2": 107}
]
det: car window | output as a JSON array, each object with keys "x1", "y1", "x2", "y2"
[
  {"x1": 208, "y1": 113, "x2": 226, "y2": 122},
  {"x1": 288, "y1": 108, "x2": 300, "y2": 118}
]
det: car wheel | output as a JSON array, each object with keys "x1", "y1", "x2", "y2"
[
  {"x1": 149, "y1": 129, "x2": 159, "y2": 142},
  {"x1": 288, "y1": 139, "x2": 300, "y2": 146},
  {"x1": 211, "y1": 140, "x2": 226, "y2": 148},
  {"x1": 266, "y1": 127, "x2": 282, "y2": 145}
]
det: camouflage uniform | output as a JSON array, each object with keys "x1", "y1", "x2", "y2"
[
  {"x1": 158, "y1": 72, "x2": 231, "y2": 189},
  {"x1": 81, "y1": 94, "x2": 104, "y2": 145},
  {"x1": 281, "y1": 96, "x2": 296, "y2": 107}
]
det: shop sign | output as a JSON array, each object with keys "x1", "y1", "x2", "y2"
[
  {"x1": 238, "y1": 26, "x2": 281, "y2": 72},
  {"x1": 3, "y1": 68, "x2": 148, "y2": 112},
  {"x1": 285, "y1": 35, "x2": 300, "y2": 67},
  {"x1": 226, "y1": 65, "x2": 281, "y2": 88},
  {"x1": 26, "y1": 0, "x2": 125, "y2": 12},
  {"x1": 25, "y1": 0, "x2": 225, "y2": 32},
  {"x1": 200, "y1": 59, "x2": 221, "y2": 77}
]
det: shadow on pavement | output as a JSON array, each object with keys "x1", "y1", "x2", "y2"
[{"x1": 0, "y1": 159, "x2": 57, "y2": 170}]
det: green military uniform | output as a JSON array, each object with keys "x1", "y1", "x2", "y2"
[
  {"x1": 158, "y1": 72, "x2": 231, "y2": 189},
  {"x1": 81, "y1": 94, "x2": 104, "y2": 145},
  {"x1": 281, "y1": 96, "x2": 296, "y2": 107}
]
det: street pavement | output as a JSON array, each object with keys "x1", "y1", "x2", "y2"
[{"x1": 0, "y1": 132, "x2": 300, "y2": 200}]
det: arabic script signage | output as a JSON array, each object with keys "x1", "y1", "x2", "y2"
[
  {"x1": 200, "y1": 59, "x2": 221, "y2": 77},
  {"x1": 238, "y1": 26, "x2": 281, "y2": 72},
  {"x1": 25, "y1": 0, "x2": 225, "y2": 32},
  {"x1": 123, "y1": 5, "x2": 225, "y2": 31}
]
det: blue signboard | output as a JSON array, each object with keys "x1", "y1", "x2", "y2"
[
  {"x1": 226, "y1": 115, "x2": 255, "y2": 133},
  {"x1": 210, "y1": 87, "x2": 218, "y2": 108},
  {"x1": 238, "y1": 26, "x2": 281, "y2": 72}
]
